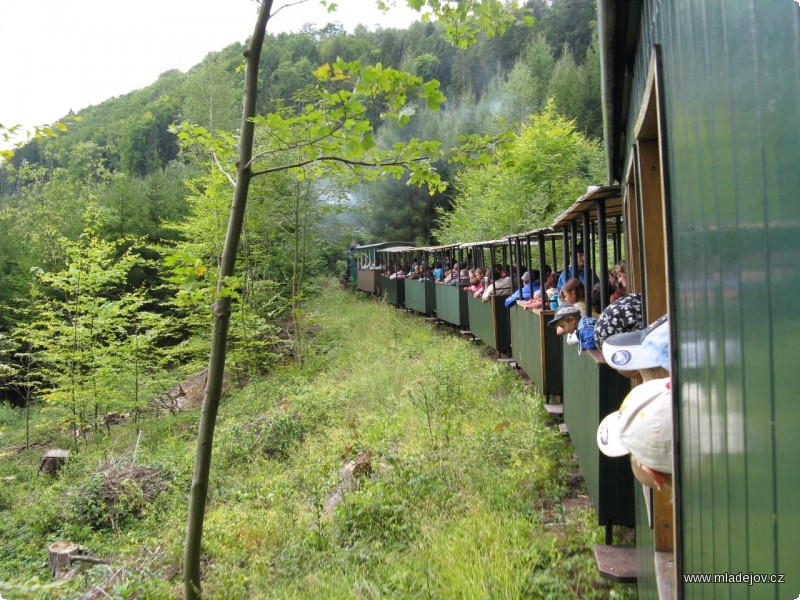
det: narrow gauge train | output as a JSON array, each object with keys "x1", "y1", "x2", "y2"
[{"x1": 348, "y1": 1, "x2": 799, "y2": 598}]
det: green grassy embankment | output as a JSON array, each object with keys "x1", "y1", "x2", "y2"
[{"x1": 0, "y1": 282, "x2": 636, "y2": 598}]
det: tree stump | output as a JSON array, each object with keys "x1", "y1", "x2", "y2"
[
  {"x1": 38, "y1": 449, "x2": 69, "y2": 476},
  {"x1": 47, "y1": 541, "x2": 82, "y2": 578}
]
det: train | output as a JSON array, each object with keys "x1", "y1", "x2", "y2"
[{"x1": 348, "y1": 1, "x2": 799, "y2": 598}]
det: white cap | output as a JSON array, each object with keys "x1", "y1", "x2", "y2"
[
  {"x1": 602, "y1": 315, "x2": 670, "y2": 372},
  {"x1": 596, "y1": 377, "x2": 673, "y2": 473}
]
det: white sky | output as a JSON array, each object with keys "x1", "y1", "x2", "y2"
[{"x1": 0, "y1": 0, "x2": 423, "y2": 146}]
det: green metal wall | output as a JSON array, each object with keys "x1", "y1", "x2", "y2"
[
  {"x1": 405, "y1": 279, "x2": 435, "y2": 315},
  {"x1": 381, "y1": 276, "x2": 404, "y2": 307},
  {"x1": 466, "y1": 295, "x2": 511, "y2": 353},
  {"x1": 563, "y1": 344, "x2": 634, "y2": 528},
  {"x1": 510, "y1": 307, "x2": 563, "y2": 397},
  {"x1": 435, "y1": 283, "x2": 469, "y2": 328},
  {"x1": 618, "y1": 1, "x2": 800, "y2": 595}
]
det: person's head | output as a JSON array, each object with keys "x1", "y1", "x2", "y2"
[
  {"x1": 475, "y1": 267, "x2": 485, "y2": 278},
  {"x1": 522, "y1": 271, "x2": 530, "y2": 284},
  {"x1": 459, "y1": 268, "x2": 468, "y2": 278},
  {"x1": 602, "y1": 314, "x2": 670, "y2": 380},
  {"x1": 591, "y1": 282, "x2": 603, "y2": 314},
  {"x1": 611, "y1": 260, "x2": 627, "y2": 290},
  {"x1": 548, "y1": 304, "x2": 582, "y2": 336},
  {"x1": 560, "y1": 278, "x2": 585, "y2": 305},
  {"x1": 597, "y1": 377, "x2": 673, "y2": 490},
  {"x1": 575, "y1": 244, "x2": 585, "y2": 268}
]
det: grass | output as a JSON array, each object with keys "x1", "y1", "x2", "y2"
[{"x1": 0, "y1": 281, "x2": 637, "y2": 599}]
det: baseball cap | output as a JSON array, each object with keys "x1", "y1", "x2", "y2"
[
  {"x1": 602, "y1": 314, "x2": 669, "y2": 371},
  {"x1": 596, "y1": 377, "x2": 672, "y2": 473},
  {"x1": 548, "y1": 304, "x2": 581, "y2": 327}
]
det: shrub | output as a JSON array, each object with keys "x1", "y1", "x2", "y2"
[{"x1": 66, "y1": 460, "x2": 170, "y2": 530}]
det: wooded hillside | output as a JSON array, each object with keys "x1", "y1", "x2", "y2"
[{"x1": 0, "y1": 2, "x2": 611, "y2": 595}]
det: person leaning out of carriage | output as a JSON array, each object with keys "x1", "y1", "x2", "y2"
[
  {"x1": 466, "y1": 267, "x2": 485, "y2": 292},
  {"x1": 504, "y1": 270, "x2": 537, "y2": 307},
  {"x1": 597, "y1": 315, "x2": 672, "y2": 491},
  {"x1": 547, "y1": 303, "x2": 597, "y2": 350}
]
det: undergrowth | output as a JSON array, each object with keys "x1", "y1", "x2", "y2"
[{"x1": 0, "y1": 281, "x2": 637, "y2": 599}]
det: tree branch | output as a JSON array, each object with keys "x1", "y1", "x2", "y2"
[
  {"x1": 211, "y1": 152, "x2": 236, "y2": 188},
  {"x1": 251, "y1": 155, "x2": 429, "y2": 177},
  {"x1": 245, "y1": 120, "x2": 346, "y2": 168}
]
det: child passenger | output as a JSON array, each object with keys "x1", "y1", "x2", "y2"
[
  {"x1": 547, "y1": 304, "x2": 596, "y2": 350},
  {"x1": 596, "y1": 315, "x2": 672, "y2": 491}
]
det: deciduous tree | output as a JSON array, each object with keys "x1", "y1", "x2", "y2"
[{"x1": 181, "y1": 1, "x2": 529, "y2": 597}]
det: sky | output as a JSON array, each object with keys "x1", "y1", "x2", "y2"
[{"x1": 0, "y1": 0, "x2": 423, "y2": 146}]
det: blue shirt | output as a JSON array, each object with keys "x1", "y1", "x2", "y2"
[
  {"x1": 504, "y1": 283, "x2": 540, "y2": 307},
  {"x1": 577, "y1": 316, "x2": 597, "y2": 350},
  {"x1": 557, "y1": 266, "x2": 600, "y2": 291}
]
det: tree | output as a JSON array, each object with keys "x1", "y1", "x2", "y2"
[
  {"x1": 432, "y1": 102, "x2": 605, "y2": 244},
  {"x1": 24, "y1": 206, "x2": 143, "y2": 445},
  {"x1": 182, "y1": 53, "x2": 243, "y2": 133},
  {"x1": 181, "y1": 2, "x2": 529, "y2": 597}
]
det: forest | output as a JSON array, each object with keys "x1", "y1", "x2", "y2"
[{"x1": 0, "y1": 1, "x2": 622, "y2": 597}]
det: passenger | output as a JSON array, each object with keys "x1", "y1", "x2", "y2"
[
  {"x1": 467, "y1": 268, "x2": 478, "y2": 287},
  {"x1": 504, "y1": 271, "x2": 536, "y2": 307},
  {"x1": 547, "y1": 303, "x2": 581, "y2": 336},
  {"x1": 609, "y1": 259, "x2": 627, "y2": 302},
  {"x1": 597, "y1": 377, "x2": 672, "y2": 491},
  {"x1": 590, "y1": 282, "x2": 604, "y2": 315},
  {"x1": 546, "y1": 286, "x2": 559, "y2": 310},
  {"x1": 433, "y1": 262, "x2": 444, "y2": 281},
  {"x1": 481, "y1": 268, "x2": 512, "y2": 302},
  {"x1": 556, "y1": 244, "x2": 600, "y2": 291},
  {"x1": 547, "y1": 303, "x2": 597, "y2": 350},
  {"x1": 602, "y1": 314, "x2": 670, "y2": 381},
  {"x1": 449, "y1": 268, "x2": 469, "y2": 285},
  {"x1": 466, "y1": 267, "x2": 485, "y2": 291},
  {"x1": 523, "y1": 289, "x2": 543, "y2": 311},
  {"x1": 443, "y1": 262, "x2": 459, "y2": 284},
  {"x1": 559, "y1": 278, "x2": 587, "y2": 315},
  {"x1": 597, "y1": 315, "x2": 672, "y2": 491},
  {"x1": 593, "y1": 293, "x2": 643, "y2": 350}
]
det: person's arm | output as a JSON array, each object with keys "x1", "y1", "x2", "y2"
[{"x1": 504, "y1": 290, "x2": 519, "y2": 307}]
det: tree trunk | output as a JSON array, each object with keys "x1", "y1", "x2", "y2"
[
  {"x1": 38, "y1": 449, "x2": 69, "y2": 476},
  {"x1": 48, "y1": 541, "x2": 82, "y2": 578},
  {"x1": 183, "y1": 2, "x2": 273, "y2": 598}
]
